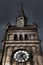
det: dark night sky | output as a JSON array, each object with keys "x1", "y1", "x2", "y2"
[{"x1": 0, "y1": 0, "x2": 43, "y2": 51}]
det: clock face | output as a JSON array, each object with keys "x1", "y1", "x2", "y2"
[{"x1": 13, "y1": 50, "x2": 29, "y2": 62}]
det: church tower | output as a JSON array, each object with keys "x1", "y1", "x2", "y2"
[{"x1": 1, "y1": 5, "x2": 43, "y2": 65}]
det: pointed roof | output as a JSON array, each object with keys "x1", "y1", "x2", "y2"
[
  {"x1": 19, "y1": 4, "x2": 25, "y2": 16},
  {"x1": 16, "y1": 4, "x2": 28, "y2": 25},
  {"x1": 16, "y1": 4, "x2": 27, "y2": 20}
]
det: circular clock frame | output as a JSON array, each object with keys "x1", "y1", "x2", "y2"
[{"x1": 12, "y1": 49, "x2": 29, "y2": 63}]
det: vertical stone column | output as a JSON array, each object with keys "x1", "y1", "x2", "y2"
[
  {"x1": 2, "y1": 48, "x2": 6, "y2": 65},
  {"x1": 17, "y1": 34, "x2": 19, "y2": 40},
  {"x1": 36, "y1": 45, "x2": 43, "y2": 65},
  {"x1": 5, "y1": 47, "x2": 13, "y2": 65},
  {"x1": 31, "y1": 34, "x2": 34, "y2": 40},
  {"x1": 32, "y1": 46, "x2": 38, "y2": 65},
  {"x1": 23, "y1": 34, "x2": 25, "y2": 40}
]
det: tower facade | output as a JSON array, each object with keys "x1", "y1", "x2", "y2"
[{"x1": 1, "y1": 5, "x2": 43, "y2": 65}]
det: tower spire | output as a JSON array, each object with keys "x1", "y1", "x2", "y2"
[
  {"x1": 19, "y1": 4, "x2": 25, "y2": 16},
  {"x1": 16, "y1": 4, "x2": 28, "y2": 27}
]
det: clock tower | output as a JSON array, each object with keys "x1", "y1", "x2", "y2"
[{"x1": 1, "y1": 5, "x2": 43, "y2": 65}]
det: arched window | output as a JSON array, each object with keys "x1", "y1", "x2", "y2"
[
  {"x1": 25, "y1": 34, "x2": 28, "y2": 40},
  {"x1": 19, "y1": 35, "x2": 23, "y2": 40},
  {"x1": 14, "y1": 34, "x2": 17, "y2": 40}
]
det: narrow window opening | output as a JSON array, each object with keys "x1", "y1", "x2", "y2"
[
  {"x1": 14, "y1": 34, "x2": 17, "y2": 40},
  {"x1": 19, "y1": 35, "x2": 23, "y2": 40},
  {"x1": 25, "y1": 34, "x2": 28, "y2": 40}
]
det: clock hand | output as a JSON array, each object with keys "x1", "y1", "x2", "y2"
[{"x1": 20, "y1": 53, "x2": 25, "y2": 60}]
